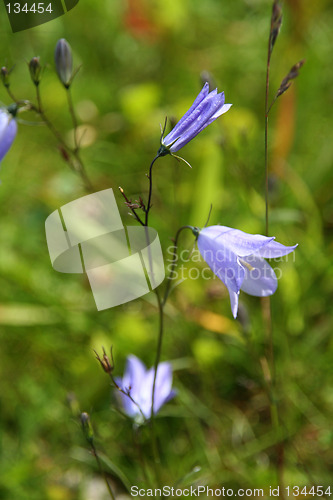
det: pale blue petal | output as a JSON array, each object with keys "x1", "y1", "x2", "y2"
[
  {"x1": 114, "y1": 376, "x2": 138, "y2": 417},
  {"x1": 228, "y1": 288, "x2": 240, "y2": 319},
  {"x1": 256, "y1": 240, "x2": 298, "y2": 259},
  {"x1": 0, "y1": 114, "x2": 17, "y2": 162},
  {"x1": 198, "y1": 228, "x2": 245, "y2": 293},
  {"x1": 122, "y1": 355, "x2": 146, "y2": 405},
  {"x1": 152, "y1": 362, "x2": 174, "y2": 413},
  {"x1": 212, "y1": 227, "x2": 276, "y2": 257},
  {"x1": 240, "y1": 255, "x2": 277, "y2": 296},
  {"x1": 143, "y1": 362, "x2": 174, "y2": 417},
  {"x1": 117, "y1": 356, "x2": 175, "y2": 420}
]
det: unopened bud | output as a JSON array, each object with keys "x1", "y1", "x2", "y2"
[
  {"x1": 80, "y1": 412, "x2": 94, "y2": 445},
  {"x1": 28, "y1": 57, "x2": 42, "y2": 86},
  {"x1": 54, "y1": 38, "x2": 73, "y2": 88},
  {"x1": 1, "y1": 67, "x2": 10, "y2": 88}
]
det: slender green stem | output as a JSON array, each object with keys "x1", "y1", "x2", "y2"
[
  {"x1": 145, "y1": 155, "x2": 160, "y2": 226},
  {"x1": 36, "y1": 85, "x2": 93, "y2": 191},
  {"x1": 35, "y1": 86, "x2": 70, "y2": 154},
  {"x1": 264, "y1": 6, "x2": 284, "y2": 492},
  {"x1": 90, "y1": 442, "x2": 116, "y2": 500},
  {"x1": 119, "y1": 187, "x2": 145, "y2": 226},
  {"x1": 150, "y1": 288, "x2": 164, "y2": 491},
  {"x1": 66, "y1": 87, "x2": 94, "y2": 191},
  {"x1": 265, "y1": 43, "x2": 271, "y2": 237},
  {"x1": 66, "y1": 88, "x2": 79, "y2": 152},
  {"x1": 133, "y1": 426, "x2": 150, "y2": 485},
  {"x1": 5, "y1": 86, "x2": 18, "y2": 103},
  {"x1": 149, "y1": 225, "x2": 195, "y2": 495}
]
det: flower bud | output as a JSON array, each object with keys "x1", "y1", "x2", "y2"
[
  {"x1": 80, "y1": 412, "x2": 94, "y2": 445},
  {"x1": 54, "y1": 38, "x2": 73, "y2": 88},
  {"x1": 28, "y1": 57, "x2": 42, "y2": 86},
  {"x1": 1, "y1": 67, "x2": 10, "y2": 88}
]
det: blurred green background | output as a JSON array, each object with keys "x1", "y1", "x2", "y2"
[{"x1": 0, "y1": 0, "x2": 333, "y2": 498}]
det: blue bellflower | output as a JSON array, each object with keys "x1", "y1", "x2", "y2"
[
  {"x1": 158, "y1": 82, "x2": 231, "y2": 159},
  {"x1": 0, "y1": 108, "x2": 17, "y2": 163},
  {"x1": 196, "y1": 225, "x2": 297, "y2": 318},
  {"x1": 115, "y1": 355, "x2": 176, "y2": 423}
]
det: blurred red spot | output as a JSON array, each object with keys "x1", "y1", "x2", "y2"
[{"x1": 124, "y1": 0, "x2": 157, "y2": 41}]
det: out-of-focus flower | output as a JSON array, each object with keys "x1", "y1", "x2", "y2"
[
  {"x1": 0, "y1": 107, "x2": 17, "y2": 163},
  {"x1": 195, "y1": 225, "x2": 297, "y2": 318},
  {"x1": 115, "y1": 355, "x2": 176, "y2": 423},
  {"x1": 158, "y1": 82, "x2": 231, "y2": 157},
  {"x1": 28, "y1": 57, "x2": 42, "y2": 86},
  {"x1": 54, "y1": 38, "x2": 73, "y2": 88}
]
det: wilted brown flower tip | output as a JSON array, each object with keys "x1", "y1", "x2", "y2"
[{"x1": 94, "y1": 347, "x2": 114, "y2": 374}]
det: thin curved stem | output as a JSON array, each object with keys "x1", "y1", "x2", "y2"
[
  {"x1": 90, "y1": 442, "x2": 116, "y2": 500},
  {"x1": 145, "y1": 155, "x2": 160, "y2": 226},
  {"x1": 5, "y1": 86, "x2": 18, "y2": 103},
  {"x1": 149, "y1": 225, "x2": 195, "y2": 490},
  {"x1": 119, "y1": 187, "x2": 145, "y2": 226},
  {"x1": 150, "y1": 288, "x2": 164, "y2": 490},
  {"x1": 265, "y1": 39, "x2": 271, "y2": 237},
  {"x1": 35, "y1": 87, "x2": 71, "y2": 154},
  {"x1": 264, "y1": 6, "x2": 284, "y2": 492},
  {"x1": 66, "y1": 87, "x2": 79, "y2": 152},
  {"x1": 34, "y1": 85, "x2": 94, "y2": 191}
]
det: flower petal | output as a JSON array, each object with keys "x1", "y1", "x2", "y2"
[
  {"x1": 153, "y1": 362, "x2": 174, "y2": 412},
  {"x1": 198, "y1": 228, "x2": 245, "y2": 293},
  {"x1": 121, "y1": 355, "x2": 146, "y2": 403},
  {"x1": 211, "y1": 227, "x2": 276, "y2": 257},
  {"x1": 0, "y1": 114, "x2": 17, "y2": 162},
  {"x1": 170, "y1": 92, "x2": 226, "y2": 152},
  {"x1": 240, "y1": 255, "x2": 277, "y2": 296},
  {"x1": 114, "y1": 376, "x2": 138, "y2": 418},
  {"x1": 228, "y1": 288, "x2": 240, "y2": 319},
  {"x1": 143, "y1": 362, "x2": 174, "y2": 416},
  {"x1": 193, "y1": 103, "x2": 233, "y2": 137},
  {"x1": 164, "y1": 91, "x2": 219, "y2": 148},
  {"x1": 256, "y1": 240, "x2": 298, "y2": 258},
  {"x1": 210, "y1": 103, "x2": 233, "y2": 120},
  {"x1": 162, "y1": 82, "x2": 210, "y2": 146}
]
